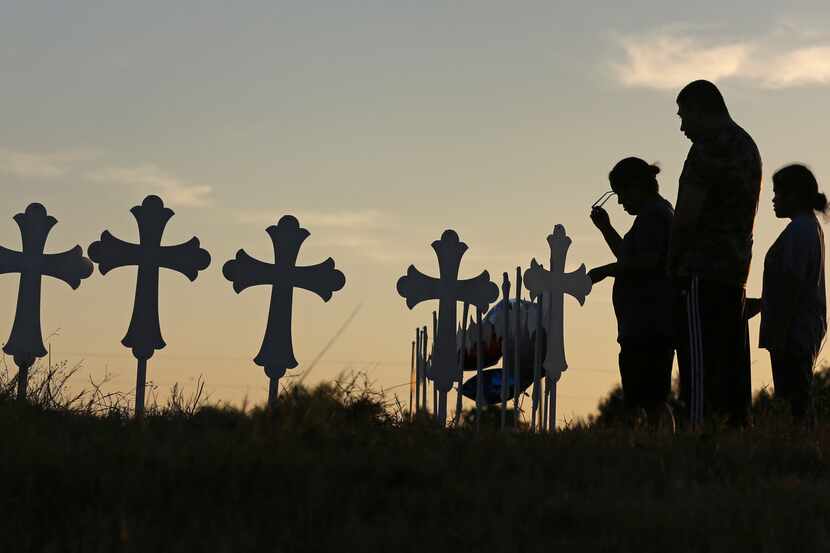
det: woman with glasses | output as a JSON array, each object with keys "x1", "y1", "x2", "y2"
[{"x1": 589, "y1": 157, "x2": 675, "y2": 430}]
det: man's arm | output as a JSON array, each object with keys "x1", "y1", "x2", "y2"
[{"x1": 669, "y1": 149, "x2": 712, "y2": 273}]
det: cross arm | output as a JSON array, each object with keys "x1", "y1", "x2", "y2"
[
  {"x1": 0, "y1": 245, "x2": 23, "y2": 275},
  {"x1": 396, "y1": 266, "x2": 441, "y2": 309},
  {"x1": 223, "y1": 250, "x2": 275, "y2": 293},
  {"x1": 293, "y1": 258, "x2": 346, "y2": 301},
  {"x1": 42, "y1": 246, "x2": 94, "y2": 289},
  {"x1": 88, "y1": 231, "x2": 143, "y2": 275},
  {"x1": 456, "y1": 271, "x2": 499, "y2": 311},
  {"x1": 158, "y1": 237, "x2": 211, "y2": 281},
  {"x1": 522, "y1": 258, "x2": 551, "y2": 300},
  {"x1": 562, "y1": 265, "x2": 592, "y2": 306}
]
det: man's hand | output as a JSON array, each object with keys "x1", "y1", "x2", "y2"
[{"x1": 590, "y1": 207, "x2": 612, "y2": 232}]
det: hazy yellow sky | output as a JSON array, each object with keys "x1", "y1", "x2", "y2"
[{"x1": 3, "y1": 2, "x2": 830, "y2": 423}]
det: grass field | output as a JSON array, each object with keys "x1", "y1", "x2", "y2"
[{"x1": 2, "y1": 363, "x2": 830, "y2": 552}]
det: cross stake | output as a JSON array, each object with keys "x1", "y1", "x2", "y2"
[
  {"x1": 513, "y1": 266, "x2": 522, "y2": 429},
  {"x1": 530, "y1": 293, "x2": 543, "y2": 432},
  {"x1": 500, "y1": 273, "x2": 510, "y2": 431},
  {"x1": 0, "y1": 203, "x2": 93, "y2": 401},
  {"x1": 475, "y1": 306, "x2": 484, "y2": 432},
  {"x1": 523, "y1": 225, "x2": 591, "y2": 431},
  {"x1": 89, "y1": 195, "x2": 211, "y2": 419},
  {"x1": 453, "y1": 302, "x2": 470, "y2": 427},
  {"x1": 397, "y1": 230, "x2": 498, "y2": 426},
  {"x1": 223, "y1": 215, "x2": 345, "y2": 410}
]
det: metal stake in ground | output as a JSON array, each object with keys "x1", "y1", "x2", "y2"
[
  {"x1": 523, "y1": 225, "x2": 592, "y2": 431},
  {"x1": 397, "y1": 230, "x2": 497, "y2": 426},
  {"x1": 89, "y1": 195, "x2": 210, "y2": 418},
  {"x1": 513, "y1": 266, "x2": 522, "y2": 429},
  {"x1": 431, "y1": 310, "x2": 438, "y2": 419},
  {"x1": 421, "y1": 325, "x2": 428, "y2": 412},
  {"x1": 500, "y1": 273, "x2": 510, "y2": 431},
  {"x1": 410, "y1": 338, "x2": 415, "y2": 420},
  {"x1": 530, "y1": 293, "x2": 543, "y2": 432},
  {"x1": 0, "y1": 203, "x2": 93, "y2": 401},
  {"x1": 453, "y1": 302, "x2": 470, "y2": 426},
  {"x1": 415, "y1": 328, "x2": 422, "y2": 413},
  {"x1": 223, "y1": 215, "x2": 346, "y2": 409},
  {"x1": 475, "y1": 306, "x2": 484, "y2": 432}
]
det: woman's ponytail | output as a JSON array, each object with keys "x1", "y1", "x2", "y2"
[{"x1": 813, "y1": 192, "x2": 829, "y2": 215}]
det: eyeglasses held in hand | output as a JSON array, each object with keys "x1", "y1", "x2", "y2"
[{"x1": 591, "y1": 190, "x2": 616, "y2": 209}]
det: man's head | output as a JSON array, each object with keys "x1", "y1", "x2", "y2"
[
  {"x1": 609, "y1": 157, "x2": 660, "y2": 216},
  {"x1": 676, "y1": 80, "x2": 730, "y2": 143}
]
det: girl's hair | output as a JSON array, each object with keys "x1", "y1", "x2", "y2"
[
  {"x1": 609, "y1": 157, "x2": 660, "y2": 195},
  {"x1": 772, "y1": 164, "x2": 828, "y2": 214}
]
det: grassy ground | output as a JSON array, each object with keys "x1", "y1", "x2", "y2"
[{"x1": 2, "y1": 364, "x2": 830, "y2": 552}]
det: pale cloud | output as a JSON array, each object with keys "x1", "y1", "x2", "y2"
[
  {"x1": 233, "y1": 208, "x2": 387, "y2": 230},
  {"x1": 762, "y1": 46, "x2": 830, "y2": 88},
  {"x1": 0, "y1": 149, "x2": 211, "y2": 209},
  {"x1": 0, "y1": 148, "x2": 97, "y2": 178},
  {"x1": 87, "y1": 165, "x2": 212, "y2": 208},
  {"x1": 232, "y1": 207, "x2": 415, "y2": 263},
  {"x1": 611, "y1": 27, "x2": 830, "y2": 90},
  {"x1": 613, "y1": 33, "x2": 751, "y2": 90}
]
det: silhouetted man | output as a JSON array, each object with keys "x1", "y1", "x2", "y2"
[{"x1": 670, "y1": 80, "x2": 762, "y2": 427}]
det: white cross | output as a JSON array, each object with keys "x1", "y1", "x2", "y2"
[
  {"x1": 397, "y1": 230, "x2": 498, "y2": 424},
  {"x1": 523, "y1": 224, "x2": 591, "y2": 429}
]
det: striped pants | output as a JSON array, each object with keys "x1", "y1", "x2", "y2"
[{"x1": 675, "y1": 276, "x2": 752, "y2": 427}]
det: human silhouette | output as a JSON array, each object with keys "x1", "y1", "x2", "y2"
[
  {"x1": 746, "y1": 164, "x2": 827, "y2": 426},
  {"x1": 670, "y1": 80, "x2": 762, "y2": 427},
  {"x1": 589, "y1": 157, "x2": 675, "y2": 429}
]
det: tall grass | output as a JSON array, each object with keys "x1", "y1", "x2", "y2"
[{"x1": 1, "y1": 359, "x2": 829, "y2": 552}]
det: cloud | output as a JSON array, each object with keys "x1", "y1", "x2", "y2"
[
  {"x1": 232, "y1": 207, "x2": 416, "y2": 263},
  {"x1": 233, "y1": 208, "x2": 386, "y2": 230},
  {"x1": 762, "y1": 46, "x2": 830, "y2": 88},
  {"x1": 611, "y1": 26, "x2": 830, "y2": 90},
  {"x1": 87, "y1": 165, "x2": 212, "y2": 208},
  {"x1": 0, "y1": 149, "x2": 212, "y2": 209},
  {"x1": 0, "y1": 148, "x2": 97, "y2": 178},
  {"x1": 613, "y1": 33, "x2": 751, "y2": 90}
]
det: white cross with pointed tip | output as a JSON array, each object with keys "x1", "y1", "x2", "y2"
[
  {"x1": 523, "y1": 224, "x2": 592, "y2": 429},
  {"x1": 396, "y1": 229, "x2": 498, "y2": 425}
]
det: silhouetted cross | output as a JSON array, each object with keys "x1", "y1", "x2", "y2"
[
  {"x1": 223, "y1": 215, "x2": 346, "y2": 397},
  {"x1": 523, "y1": 225, "x2": 591, "y2": 382},
  {"x1": 89, "y1": 195, "x2": 211, "y2": 416},
  {"x1": 396, "y1": 230, "x2": 498, "y2": 423},
  {"x1": 0, "y1": 203, "x2": 93, "y2": 399},
  {"x1": 523, "y1": 225, "x2": 591, "y2": 430}
]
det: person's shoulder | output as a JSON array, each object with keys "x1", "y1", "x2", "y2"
[
  {"x1": 789, "y1": 213, "x2": 822, "y2": 236},
  {"x1": 651, "y1": 196, "x2": 675, "y2": 218},
  {"x1": 636, "y1": 197, "x2": 674, "y2": 227},
  {"x1": 728, "y1": 121, "x2": 760, "y2": 156},
  {"x1": 776, "y1": 215, "x2": 823, "y2": 255}
]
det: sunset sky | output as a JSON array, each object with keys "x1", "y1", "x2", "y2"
[{"x1": 2, "y1": 1, "x2": 830, "y2": 424}]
